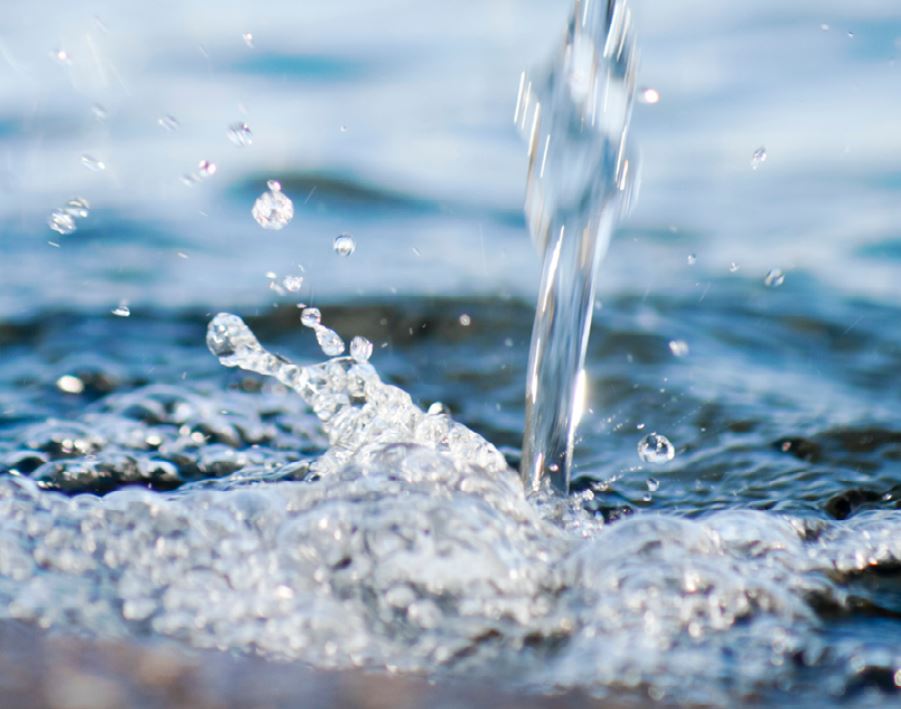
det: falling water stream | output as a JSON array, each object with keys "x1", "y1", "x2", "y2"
[{"x1": 517, "y1": 0, "x2": 637, "y2": 493}]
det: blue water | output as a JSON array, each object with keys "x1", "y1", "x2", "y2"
[{"x1": 1, "y1": 1, "x2": 901, "y2": 705}]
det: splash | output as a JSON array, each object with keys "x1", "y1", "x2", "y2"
[{"x1": 516, "y1": 0, "x2": 637, "y2": 492}]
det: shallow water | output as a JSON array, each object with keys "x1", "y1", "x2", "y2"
[{"x1": 2, "y1": 0, "x2": 901, "y2": 706}]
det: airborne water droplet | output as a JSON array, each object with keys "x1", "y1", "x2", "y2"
[
  {"x1": 112, "y1": 302, "x2": 131, "y2": 318},
  {"x1": 252, "y1": 181, "x2": 294, "y2": 230},
  {"x1": 646, "y1": 477, "x2": 660, "y2": 492},
  {"x1": 350, "y1": 336, "x2": 373, "y2": 363},
  {"x1": 637, "y1": 432, "x2": 675, "y2": 463},
  {"x1": 242, "y1": 32, "x2": 254, "y2": 48},
  {"x1": 637, "y1": 87, "x2": 660, "y2": 105},
  {"x1": 687, "y1": 253, "x2": 697, "y2": 265},
  {"x1": 282, "y1": 275, "x2": 303, "y2": 293},
  {"x1": 158, "y1": 115, "x2": 180, "y2": 132},
  {"x1": 197, "y1": 160, "x2": 216, "y2": 178},
  {"x1": 300, "y1": 307, "x2": 321, "y2": 328},
  {"x1": 333, "y1": 233, "x2": 356, "y2": 257},
  {"x1": 227, "y1": 122, "x2": 253, "y2": 147},
  {"x1": 81, "y1": 154, "x2": 106, "y2": 172},
  {"x1": 750, "y1": 146, "x2": 767, "y2": 170},
  {"x1": 64, "y1": 198, "x2": 90, "y2": 219},
  {"x1": 315, "y1": 326, "x2": 345, "y2": 357},
  {"x1": 668, "y1": 340, "x2": 689, "y2": 357},
  {"x1": 48, "y1": 210, "x2": 76, "y2": 235},
  {"x1": 764, "y1": 268, "x2": 785, "y2": 288},
  {"x1": 729, "y1": 262, "x2": 740, "y2": 273}
]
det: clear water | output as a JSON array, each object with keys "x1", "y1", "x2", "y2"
[
  {"x1": 518, "y1": 0, "x2": 636, "y2": 492},
  {"x1": 1, "y1": 1, "x2": 901, "y2": 706}
]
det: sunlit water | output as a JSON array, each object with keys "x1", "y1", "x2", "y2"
[{"x1": 1, "y1": 0, "x2": 901, "y2": 706}]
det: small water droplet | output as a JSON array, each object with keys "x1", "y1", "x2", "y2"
[
  {"x1": 636, "y1": 423, "x2": 646, "y2": 430},
  {"x1": 48, "y1": 210, "x2": 76, "y2": 235},
  {"x1": 637, "y1": 87, "x2": 660, "y2": 105},
  {"x1": 764, "y1": 268, "x2": 785, "y2": 288},
  {"x1": 750, "y1": 146, "x2": 767, "y2": 170},
  {"x1": 459, "y1": 314, "x2": 472, "y2": 327},
  {"x1": 687, "y1": 253, "x2": 697, "y2": 265},
  {"x1": 300, "y1": 307, "x2": 321, "y2": 328},
  {"x1": 158, "y1": 115, "x2": 180, "y2": 132},
  {"x1": 820, "y1": 23, "x2": 830, "y2": 31},
  {"x1": 197, "y1": 160, "x2": 216, "y2": 178},
  {"x1": 282, "y1": 275, "x2": 303, "y2": 293},
  {"x1": 51, "y1": 48, "x2": 71, "y2": 65},
  {"x1": 80, "y1": 154, "x2": 106, "y2": 172},
  {"x1": 646, "y1": 477, "x2": 660, "y2": 492},
  {"x1": 91, "y1": 104, "x2": 108, "y2": 121},
  {"x1": 315, "y1": 326, "x2": 345, "y2": 356},
  {"x1": 227, "y1": 122, "x2": 253, "y2": 147},
  {"x1": 729, "y1": 262, "x2": 740, "y2": 273},
  {"x1": 56, "y1": 374, "x2": 85, "y2": 395},
  {"x1": 242, "y1": 32, "x2": 254, "y2": 48},
  {"x1": 112, "y1": 302, "x2": 131, "y2": 318},
  {"x1": 668, "y1": 340, "x2": 689, "y2": 357},
  {"x1": 339, "y1": 124, "x2": 348, "y2": 133},
  {"x1": 504, "y1": 337, "x2": 514, "y2": 347},
  {"x1": 253, "y1": 181, "x2": 294, "y2": 230},
  {"x1": 637, "y1": 432, "x2": 675, "y2": 464},
  {"x1": 350, "y1": 336, "x2": 373, "y2": 362},
  {"x1": 847, "y1": 31, "x2": 855, "y2": 39},
  {"x1": 333, "y1": 233, "x2": 356, "y2": 256},
  {"x1": 63, "y1": 198, "x2": 90, "y2": 219}
]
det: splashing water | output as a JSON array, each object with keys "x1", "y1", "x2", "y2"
[{"x1": 517, "y1": 0, "x2": 637, "y2": 493}]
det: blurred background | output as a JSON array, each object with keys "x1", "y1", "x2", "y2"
[{"x1": 2, "y1": 0, "x2": 901, "y2": 316}]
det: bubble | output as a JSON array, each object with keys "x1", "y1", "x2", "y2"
[
  {"x1": 227, "y1": 122, "x2": 253, "y2": 147},
  {"x1": 48, "y1": 210, "x2": 75, "y2": 235},
  {"x1": 80, "y1": 154, "x2": 106, "y2": 172},
  {"x1": 315, "y1": 326, "x2": 345, "y2": 357},
  {"x1": 242, "y1": 32, "x2": 254, "y2": 48},
  {"x1": 668, "y1": 340, "x2": 689, "y2": 358},
  {"x1": 729, "y1": 262, "x2": 740, "y2": 273},
  {"x1": 687, "y1": 253, "x2": 697, "y2": 265},
  {"x1": 350, "y1": 336, "x2": 373, "y2": 363},
  {"x1": 333, "y1": 234, "x2": 356, "y2": 257},
  {"x1": 197, "y1": 160, "x2": 217, "y2": 178},
  {"x1": 112, "y1": 303, "x2": 131, "y2": 318},
  {"x1": 750, "y1": 147, "x2": 767, "y2": 170},
  {"x1": 282, "y1": 275, "x2": 303, "y2": 293},
  {"x1": 637, "y1": 433, "x2": 675, "y2": 464},
  {"x1": 300, "y1": 307, "x2": 321, "y2": 328},
  {"x1": 646, "y1": 477, "x2": 660, "y2": 492},
  {"x1": 56, "y1": 375, "x2": 85, "y2": 395},
  {"x1": 764, "y1": 269, "x2": 785, "y2": 288},
  {"x1": 252, "y1": 182, "x2": 294, "y2": 231},
  {"x1": 158, "y1": 115, "x2": 180, "y2": 132},
  {"x1": 637, "y1": 87, "x2": 660, "y2": 105},
  {"x1": 459, "y1": 314, "x2": 472, "y2": 327}
]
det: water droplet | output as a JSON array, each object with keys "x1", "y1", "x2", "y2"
[
  {"x1": 63, "y1": 198, "x2": 90, "y2": 219},
  {"x1": 350, "y1": 336, "x2": 373, "y2": 362},
  {"x1": 729, "y1": 262, "x2": 740, "y2": 273},
  {"x1": 333, "y1": 233, "x2": 356, "y2": 256},
  {"x1": 820, "y1": 23, "x2": 830, "y2": 32},
  {"x1": 51, "y1": 48, "x2": 71, "y2": 65},
  {"x1": 668, "y1": 340, "x2": 689, "y2": 357},
  {"x1": 197, "y1": 160, "x2": 216, "y2": 178},
  {"x1": 56, "y1": 374, "x2": 85, "y2": 394},
  {"x1": 252, "y1": 182, "x2": 294, "y2": 230},
  {"x1": 300, "y1": 307, "x2": 321, "y2": 328},
  {"x1": 315, "y1": 326, "x2": 345, "y2": 356},
  {"x1": 112, "y1": 302, "x2": 131, "y2": 318},
  {"x1": 339, "y1": 124, "x2": 348, "y2": 133},
  {"x1": 459, "y1": 314, "x2": 472, "y2": 327},
  {"x1": 764, "y1": 268, "x2": 785, "y2": 288},
  {"x1": 636, "y1": 423, "x2": 646, "y2": 430},
  {"x1": 687, "y1": 253, "x2": 697, "y2": 265},
  {"x1": 847, "y1": 31, "x2": 855, "y2": 39},
  {"x1": 158, "y1": 115, "x2": 180, "y2": 132},
  {"x1": 242, "y1": 32, "x2": 254, "y2": 48},
  {"x1": 91, "y1": 104, "x2": 108, "y2": 121},
  {"x1": 750, "y1": 146, "x2": 767, "y2": 170},
  {"x1": 637, "y1": 433, "x2": 675, "y2": 464},
  {"x1": 637, "y1": 87, "x2": 660, "y2": 104},
  {"x1": 282, "y1": 275, "x2": 303, "y2": 293},
  {"x1": 48, "y1": 209, "x2": 76, "y2": 235},
  {"x1": 646, "y1": 477, "x2": 660, "y2": 492},
  {"x1": 81, "y1": 154, "x2": 106, "y2": 172},
  {"x1": 227, "y1": 122, "x2": 253, "y2": 147}
]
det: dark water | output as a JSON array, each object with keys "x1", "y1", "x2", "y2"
[{"x1": 1, "y1": 0, "x2": 901, "y2": 705}]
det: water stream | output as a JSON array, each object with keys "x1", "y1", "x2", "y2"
[{"x1": 517, "y1": 0, "x2": 637, "y2": 493}]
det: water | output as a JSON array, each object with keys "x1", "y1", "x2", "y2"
[
  {"x1": 1, "y1": 0, "x2": 901, "y2": 705},
  {"x1": 518, "y1": 0, "x2": 637, "y2": 493}
]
